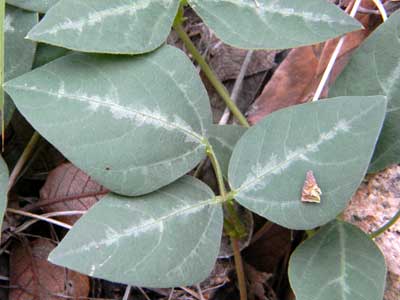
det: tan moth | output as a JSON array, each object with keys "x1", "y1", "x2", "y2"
[{"x1": 301, "y1": 170, "x2": 322, "y2": 203}]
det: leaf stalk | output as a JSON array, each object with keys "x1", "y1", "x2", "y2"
[{"x1": 173, "y1": 5, "x2": 250, "y2": 128}]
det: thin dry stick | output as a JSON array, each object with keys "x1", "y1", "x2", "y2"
[
  {"x1": 312, "y1": 0, "x2": 362, "y2": 101},
  {"x1": 138, "y1": 287, "x2": 151, "y2": 300},
  {"x1": 371, "y1": 0, "x2": 388, "y2": 21},
  {"x1": 7, "y1": 208, "x2": 74, "y2": 229},
  {"x1": 250, "y1": 221, "x2": 273, "y2": 244},
  {"x1": 14, "y1": 210, "x2": 86, "y2": 233},
  {"x1": 123, "y1": 286, "x2": 131, "y2": 300},
  {"x1": 196, "y1": 284, "x2": 206, "y2": 300},
  {"x1": 180, "y1": 286, "x2": 201, "y2": 300},
  {"x1": 219, "y1": 50, "x2": 254, "y2": 125},
  {"x1": 168, "y1": 288, "x2": 175, "y2": 300}
]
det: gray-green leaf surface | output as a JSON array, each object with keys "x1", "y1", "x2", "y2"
[
  {"x1": 289, "y1": 221, "x2": 387, "y2": 300},
  {"x1": 330, "y1": 10, "x2": 400, "y2": 172},
  {"x1": 5, "y1": 45, "x2": 212, "y2": 196},
  {"x1": 3, "y1": 5, "x2": 38, "y2": 126},
  {"x1": 188, "y1": 0, "x2": 361, "y2": 50},
  {"x1": 228, "y1": 96, "x2": 386, "y2": 230},
  {"x1": 49, "y1": 176, "x2": 223, "y2": 288},
  {"x1": 0, "y1": 156, "x2": 9, "y2": 241},
  {"x1": 6, "y1": 0, "x2": 59, "y2": 13},
  {"x1": 33, "y1": 43, "x2": 71, "y2": 68},
  {"x1": 26, "y1": 0, "x2": 180, "y2": 54},
  {"x1": 207, "y1": 125, "x2": 246, "y2": 179}
]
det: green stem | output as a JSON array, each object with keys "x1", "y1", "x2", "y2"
[
  {"x1": 370, "y1": 208, "x2": 400, "y2": 239},
  {"x1": 8, "y1": 132, "x2": 41, "y2": 191},
  {"x1": 206, "y1": 143, "x2": 227, "y2": 198},
  {"x1": 206, "y1": 142, "x2": 247, "y2": 300},
  {"x1": 231, "y1": 237, "x2": 248, "y2": 300},
  {"x1": 0, "y1": 0, "x2": 5, "y2": 150},
  {"x1": 173, "y1": 12, "x2": 250, "y2": 128}
]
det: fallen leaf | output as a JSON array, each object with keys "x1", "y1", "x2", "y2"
[
  {"x1": 10, "y1": 239, "x2": 90, "y2": 300},
  {"x1": 247, "y1": 2, "x2": 381, "y2": 124},
  {"x1": 38, "y1": 163, "x2": 108, "y2": 224}
]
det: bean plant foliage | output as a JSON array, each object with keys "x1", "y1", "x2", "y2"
[{"x1": 1, "y1": 0, "x2": 398, "y2": 299}]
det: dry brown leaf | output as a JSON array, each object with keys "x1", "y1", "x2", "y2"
[
  {"x1": 247, "y1": 2, "x2": 381, "y2": 124},
  {"x1": 38, "y1": 163, "x2": 108, "y2": 224},
  {"x1": 209, "y1": 43, "x2": 276, "y2": 82},
  {"x1": 9, "y1": 239, "x2": 90, "y2": 300},
  {"x1": 343, "y1": 165, "x2": 400, "y2": 300}
]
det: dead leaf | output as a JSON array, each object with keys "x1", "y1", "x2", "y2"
[
  {"x1": 247, "y1": 3, "x2": 381, "y2": 124},
  {"x1": 9, "y1": 239, "x2": 90, "y2": 300},
  {"x1": 343, "y1": 165, "x2": 400, "y2": 299},
  {"x1": 38, "y1": 163, "x2": 108, "y2": 224},
  {"x1": 244, "y1": 263, "x2": 276, "y2": 300}
]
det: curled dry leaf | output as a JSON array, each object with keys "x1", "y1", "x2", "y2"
[
  {"x1": 343, "y1": 165, "x2": 400, "y2": 300},
  {"x1": 247, "y1": 2, "x2": 381, "y2": 124},
  {"x1": 10, "y1": 239, "x2": 90, "y2": 300},
  {"x1": 39, "y1": 163, "x2": 108, "y2": 224}
]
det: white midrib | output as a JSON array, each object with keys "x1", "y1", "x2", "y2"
[
  {"x1": 53, "y1": 195, "x2": 222, "y2": 258},
  {"x1": 11, "y1": 84, "x2": 205, "y2": 143},
  {"x1": 235, "y1": 102, "x2": 379, "y2": 194}
]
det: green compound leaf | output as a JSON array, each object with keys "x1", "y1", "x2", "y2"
[
  {"x1": 5, "y1": 45, "x2": 212, "y2": 196},
  {"x1": 228, "y1": 96, "x2": 386, "y2": 230},
  {"x1": 289, "y1": 221, "x2": 387, "y2": 300},
  {"x1": 330, "y1": 10, "x2": 400, "y2": 173},
  {"x1": 6, "y1": 0, "x2": 60, "y2": 13},
  {"x1": 26, "y1": 0, "x2": 180, "y2": 54},
  {"x1": 49, "y1": 176, "x2": 223, "y2": 288},
  {"x1": 3, "y1": 5, "x2": 38, "y2": 126},
  {"x1": 207, "y1": 125, "x2": 246, "y2": 179},
  {"x1": 187, "y1": 0, "x2": 362, "y2": 50},
  {"x1": 0, "y1": 157, "x2": 9, "y2": 241}
]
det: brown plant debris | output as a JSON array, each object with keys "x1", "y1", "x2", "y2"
[
  {"x1": 9, "y1": 239, "x2": 90, "y2": 300},
  {"x1": 38, "y1": 163, "x2": 108, "y2": 224}
]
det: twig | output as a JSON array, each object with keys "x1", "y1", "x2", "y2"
[
  {"x1": 312, "y1": 0, "x2": 362, "y2": 101},
  {"x1": 370, "y1": 208, "x2": 400, "y2": 239},
  {"x1": 8, "y1": 132, "x2": 41, "y2": 191},
  {"x1": 13, "y1": 210, "x2": 86, "y2": 233},
  {"x1": 180, "y1": 286, "x2": 201, "y2": 300},
  {"x1": 250, "y1": 221, "x2": 273, "y2": 244},
  {"x1": 123, "y1": 286, "x2": 131, "y2": 300},
  {"x1": 219, "y1": 50, "x2": 254, "y2": 125},
  {"x1": 168, "y1": 288, "x2": 175, "y2": 300},
  {"x1": 6, "y1": 208, "x2": 74, "y2": 229},
  {"x1": 196, "y1": 284, "x2": 206, "y2": 300},
  {"x1": 371, "y1": 0, "x2": 388, "y2": 21},
  {"x1": 138, "y1": 287, "x2": 151, "y2": 300}
]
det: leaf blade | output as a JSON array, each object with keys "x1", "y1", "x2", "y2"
[
  {"x1": 188, "y1": 0, "x2": 362, "y2": 50},
  {"x1": 49, "y1": 176, "x2": 223, "y2": 288},
  {"x1": 3, "y1": 5, "x2": 38, "y2": 126},
  {"x1": 6, "y1": 0, "x2": 59, "y2": 13},
  {"x1": 5, "y1": 45, "x2": 212, "y2": 196},
  {"x1": 330, "y1": 10, "x2": 400, "y2": 172},
  {"x1": 26, "y1": 0, "x2": 180, "y2": 54},
  {"x1": 228, "y1": 96, "x2": 386, "y2": 229},
  {"x1": 0, "y1": 156, "x2": 9, "y2": 240},
  {"x1": 288, "y1": 221, "x2": 387, "y2": 300}
]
